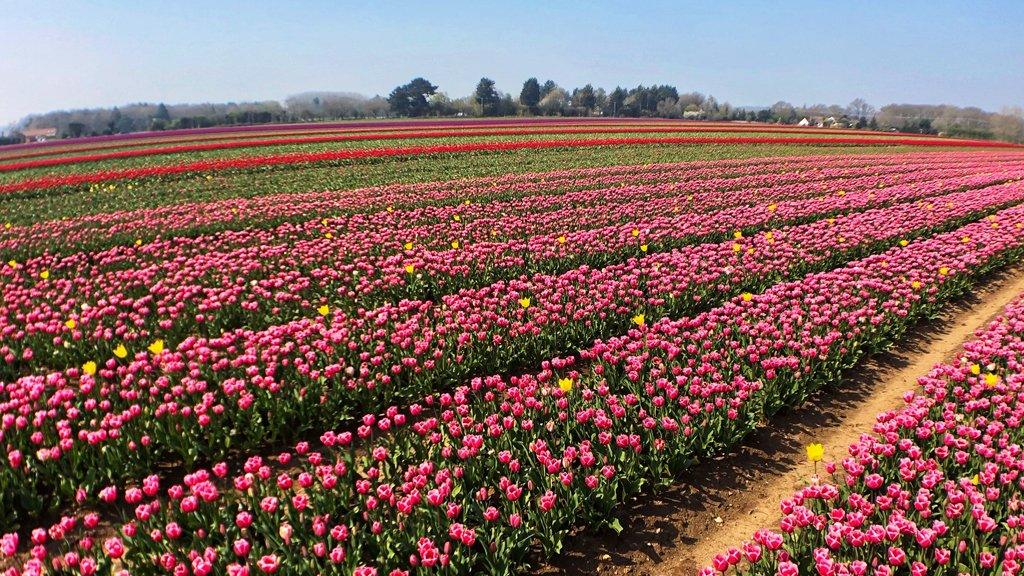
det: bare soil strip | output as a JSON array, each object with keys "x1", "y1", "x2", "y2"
[{"x1": 536, "y1": 264, "x2": 1024, "y2": 576}]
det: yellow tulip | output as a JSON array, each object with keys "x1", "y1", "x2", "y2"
[
  {"x1": 3, "y1": 222, "x2": 10, "y2": 229},
  {"x1": 640, "y1": 244, "x2": 648, "y2": 253},
  {"x1": 962, "y1": 236, "x2": 971, "y2": 243},
  {"x1": 767, "y1": 203, "x2": 777, "y2": 213},
  {"x1": 732, "y1": 243, "x2": 742, "y2": 253},
  {"x1": 82, "y1": 361, "x2": 97, "y2": 376},
  {"x1": 321, "y1": 218, "x2": 328, "y2": 225},
  {"x1": 911, "y1": 280, "x2": 922, "y2": 290},
  {"x1": 387, "y1": 205, "x2": 394, "y2": 212},
  {"x1": 404, "y1": 242, "x2": 414, "y2": 250},
  {"x1": 148, "y1": 339, "x2": 165, "y2": 355},
  {"x1": 970, "y1": 364, "x2": 981, "y2": 375},
  {"x1": 451, "y1": 240, "x2": 460, "y2": 249},
  {"x1": 632, "y1": 228, "x2": 640, "y2": 237},
  {"x1": 7, "y1": 259, "x2": 17, "y2": 269},
  {"x1": 632, "y1": 314, "x2": 646, "y2": 327},
  {"x1": 741, "y1": 293, "x2": 753, "y2": 302},
  {"x1": 325, "y1": 232, "x2": 333, "y2": 239},
  {"x1": 39, "y1": 270, "x2": 49, "y2": 280},
  {"x1": 453, "y1": 215, "x2": 461, "y2": 222},
  {"x1": 317, "y1": 305, "x2": 330, "y2": 316},
  {"x1": 557, "y1": 235, "x2": 566, "y2": 245},
  {"x1": 899, "y1": 239, "x2": 909, "y2": 247},
  {"x1": 65, "y1": 319, "x2": 77, "y2": 330},
  {"x1": 733, "y1": 230, "x2": 743, "y2": 239},
  {"x1": 806, "y1": 443, "x2": 824, "y2": 462},
  {"x1": 985, "y1": 373, "x2": 999, "y2": 387},
  {"x1": 518, "y1": 297, "x2": 531, "y2": 309},
  {"x1": 113, "y1": 344, "x2": 129, "y2": 359},
  {"x1": 938, "y1": 267, "x2": 949, "y2": 276},
  {"x1": 404, "y1": 264, "x2": 415, "y2": 274},
  {"x1": 558, "y1": 378, "x2": 573, "y2": 392}
]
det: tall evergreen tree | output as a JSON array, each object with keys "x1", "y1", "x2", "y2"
[
  {"x1": 606, "y1": 87, "x2": 627, "y2": 116},
  {"x1": 519, "y1": 78, "x2": 541, "y2": 112},
  {"x1": 474, "y1": 77, "x2": 500, "y2": 116},
  {"x1": 387, "y1": 77, "x2": 438, "y2": 117}
]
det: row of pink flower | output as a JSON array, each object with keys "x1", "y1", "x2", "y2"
[
  {"x1": 4, "y1": 157, "x2": 1005, "y2": 381},
  {"x1": 2, "y1": 135, "x2": 1019, "y2": 197},
  {"x1": 0, "y1": 117, "x2": 945, "y2": 158},
  {"x1": 0, "y1": 125, "x2": 944, "y2": 174},
  {"x1": 702, "y1": 292, "x2": 1024, "y2": 576},
  {"x1": 0, "y1": 117, "x2": 638, "y2": 157},
  {"x1": 3, "y1": 151, "x2": 985, "y2": 258},
  {"x1": 6, "y1": 198, "x2": 1024, "y2": 575},
  {"x1": 14, "y1": 154, "x2": 992, "y2": 287},
  {"x1": 0, "y1": 123, "x2": 957, "y2": 171},
  {"x1": 2, "y1": 179, "x2": 1021, "y2": 530},
  {"x1": 331, "y1": 168, "x2": 1019, "y2": 297},
  {"x1": 6, "y1": 153, "x2": 944, "y2": 276},
  {"x1": 4, "y1": 158, "x2": 1018, "y2": 383}
]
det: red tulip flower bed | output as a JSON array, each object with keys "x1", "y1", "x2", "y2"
[{"x1": 1, "y1": 135, "x2": 1019, "y2": 197}]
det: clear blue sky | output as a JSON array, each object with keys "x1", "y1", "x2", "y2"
[{"x1": 2, "y1": 0, "x2": 1022, "y2": 125}]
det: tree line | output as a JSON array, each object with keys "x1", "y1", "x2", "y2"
[{"x1": 5, "y1": 77, "x2": 1023, "y2": 143}]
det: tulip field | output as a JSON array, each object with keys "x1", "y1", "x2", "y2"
[
  {"x1": 701, "y1": 293, "x2": 1024, "y2": 576},
  {"x1": 3, "y1": 118, "x2": 1024, "y2": 575}
]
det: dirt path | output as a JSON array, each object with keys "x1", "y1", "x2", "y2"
[{"x1": 536, "y1": 265, "x2": 1024, "y2": 576}]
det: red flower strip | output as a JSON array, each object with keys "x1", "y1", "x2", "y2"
[{"x1": 2, "y1": 135, "x2": 1019, "y2": 195}]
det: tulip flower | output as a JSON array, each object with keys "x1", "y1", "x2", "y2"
[{"x1": 806, "y1": 443, "x2": 824, "y2": 462}]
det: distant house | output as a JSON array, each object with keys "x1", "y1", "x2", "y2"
[
  {"x1": 813, "y1": 116, "x2": 846, "y2": 128},
  {"x1": 682, "y1": 110, "x2": 704, "y2": 119},
  {"x1": 21, "y1": 127, "x2": 57, "y2": 142},
  {"x1": 797, "y1": 117, "x2": 811, "y2": 127}
]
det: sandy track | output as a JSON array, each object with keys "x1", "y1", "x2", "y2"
[{"x1": 537, "y1": 264, "x2": 1024, "y2": 576}]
